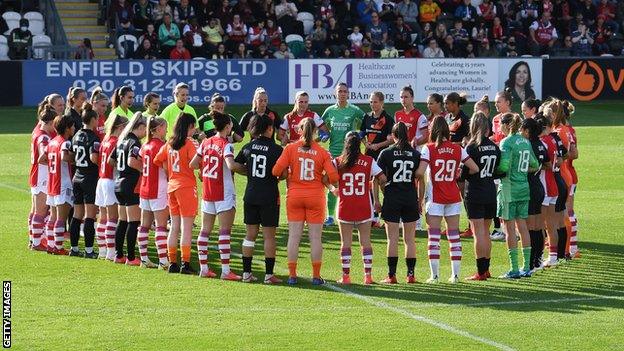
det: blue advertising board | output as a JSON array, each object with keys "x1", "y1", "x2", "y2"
[{"x1": 22, "y1": 59, "x2": 289, "y2": 106}]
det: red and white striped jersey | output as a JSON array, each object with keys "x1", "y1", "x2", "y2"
[
  {"x1": 139, "y1": 138, "x2": 167, "y2": 199},
  {"x1": 197, "y1": 136, "x2": 235, "y2": 202},
  {"x1": 421, "y1": 141, "x2": 469, "y2": 204},
  {"x1": 46, "y1": 135, "x2": 73, "y2": 196},
  {"x1": 394, "y1": 108, "x2": 427, "y2": 142},
  {"x1": 540, "y1": 135, "x2": 559, "y2": 197},
  {"x1": 280, "y1": 110, "x2": 324, "y2": 142},
  {"x1": 98, "y1": 135, "x2": 118, "y2": 179},
  {"x1": 334, "y1": 154, "x2": 382, "y2": 222},
  {"x1": 29, "y1": 127, "x2": 51, "y2": 188}
]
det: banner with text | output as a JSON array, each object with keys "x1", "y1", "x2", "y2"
[
  {"x1": 22, "y1": 60, "x2": 288, "y2": 106},
  {"x1": 289, "y1": 59, "x2": 418, "y2": 104}
]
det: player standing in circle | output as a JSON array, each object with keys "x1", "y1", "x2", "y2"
[
  {"x1": 191, "y1": 111, "x2": 245, "y2": 280},
  {"x1": 41, "y1": 114, "x2": 76, "y2": 255},
  {"x1": 37, "y1": 93, "x2": 65, "y2": 118},
  {"x1": 67, "y1": 103, "x2": 101, "y2": 258},
  {"x1": 521, "y1": 117, "x2": 549, "y2": 271},
  {"x1": 419, "y1": 117, "x2": 478, "y2": 283},
  {"x1": 497, "y1": 113, "x2": 539, "y2": 279},
  {"x1": 89, "y1": 87, "x2": 109, "y2": 141},
  {"x1": 491, "y1": 89, "x2": 513, "y2": 144},
  {"x1": 197, "y1": 93, "x2": 244, "y2": 142},
  {"x1": 111, "y1": 113, "x2": 147, "y2": 266},
  {"x1": 95, "y1": 115, "x2": 128, "y2": 260},
  {"x1": 29, "y1": 106, "x2": 57, "y2": 251},
  {"x1": 161, "y1": 83, "x2": 197, "y2": 138},
  {"x1": 444, "y1": 92, "x2": 470, "y2": 145},
  {"x1": 234, "y1": 114, "x2": 284, "y2": 283},
  {"x1": 142, "y1": 92, "x2": 161, "y2": 118},
  {"x1": 376, "y1": 122, "x2": 421, "y2": 284},
  {"x1": 333, "y1": 131, "x2": 387, "y2": 284},
  {"x1": 361, "y1": 91, "x2": 394, "y2": 227},
  {"x1": 320, "y1": 83, "x2": 364, "y2": 227},
  {"x1": 65, "y1": 87, "x2": 87, "y2": 131},
  {"x1": 473, "y1": 95, "x2": 491, "y2": 117},
  {"x1": 426, "y1": 93, "x2": 445, "y2": 125},
  {"x1": 521, "y1": 98, "x2": 541, "y2": 120},
  {"x1": 462, "y1": 113, "x2": 500, "y2": 281},
  {"x1": 154, "y1": 113, "x2": 198, "y2": 274},
  {"x1": 107, "y1": 86, "x2": 135, "y2": 131},
  {"x1": 279, "y1": 91, "x2": 328, "y2": 145},
  {"x1": 272, "y1": 118, "x2": 339, "y2": 285},
  {"x1": 240, "y1": 87, "x2": 283, "y2": 140},
  {"x1": 137, "y1": 117, "x2": 169, "y2": 269}
]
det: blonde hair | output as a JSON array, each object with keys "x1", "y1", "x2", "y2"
[
  {"x1": 500, "y1": 112, "x2": 522, "y2": 135},
  {"x1": 468, "y1": 112, "x2": 490, "y2": 146},
  {"x1": 474, "y1": 95, "x2": 490, "y2": 114},
  {"x1": 119, "y1": 111, "x2": 147, "y2": 141},
  {"x1": 105, "y1": 114, "x2": 128, "y2": 137},
  {"x1": 90, "y1": 87, "x2": 109, "y2": 104},
  {"x1": 146, "y1": 116, "x2": 167, "y2": 141},
  {"x1": 298, "y1": 117, "x2": 316, "y2": 148},
  {"x1": 251, "y1": 87, "x2": 268, "y2": 111},
  {"x1": 291, "y1": 90, "x2": 309, "y2": 115}
]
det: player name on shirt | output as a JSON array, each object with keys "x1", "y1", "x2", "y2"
[
  {"x1": 393, "y1": 150, "x2": 415, "y2": 157},
  {"x1": 297, "y1": 147, "x2": 318, "y2": 155},
  {"x1": 477, "y1": 144, "x2": 498, "y2": 152},
  {"x1": 251, "y1": 144, "x2": 269, "y2": 152}
]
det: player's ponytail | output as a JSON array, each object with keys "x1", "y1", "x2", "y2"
[
  {"x1": 111, "y1": 86, "x2": 133, "y2": 109},
  {"x1": 290, "y1": 90, "x2": 309, "y2": 115},
  {"x1": 39, "y1": 104, "x2": 57, "y2": 123},
  {"x1": 53, "y1": 114, "x2": 74, "y2": 136},
  {"x1": 249, "y1": 113, "x2": 272, "y2": 138},
  {"x1": 299, "y1": 117, "x2": 316, "y2": 149},
  {"x1": 562, "y1": 100, "x2": 575, "y2": 120},
  {"x1": 169, "y1": 112, "x2": 196, "y2": 150},
  {"x1": 251, "y1": 87, "x2": 267, "y2": 112},
  {"x1": 445, "y1": 92, "x2": 468, "y2": 106},
  {"x1": 500, "y1": 112, "x2": 521, "y2": 135},
  {"x1": 90, "y1": 87, "x2": 109, "y2": 104},
  {"x1": 338, "y1": 131, "x2": 362, "y2": 172},
  {"x1": 468, "y1": 112, "x2": 489, "y2": 146},
  {"x1": 146, "y1": 116, "x2": 167, "y2": 141},
  {"x1": 474, "y1": 95, "x2": 490, "y2": 115},
  {"x1": 430, "y1": 116, "x2": 450, "y2": 147},
  {"x1": 392, "y1": 121, "x2": 410, "y2": 150},
  {"x1": 80, "y1": 102, "x2": 98, "y2": 126},
  {"x1": 521, "y1": 116, "x2": 542, "y2": 141},
  {"x1": 119, "y1": 112, "x2": 146, "y2": 141},
  {"x1": 66, "y1": 87, "x2": 86, "y2": 109},
  {"x1": 105, "y1": 114, "x2": 129, "y2": 137}
]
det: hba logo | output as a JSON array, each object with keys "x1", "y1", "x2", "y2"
[
  {"x1": 565, "y1": 60, "x2": 623, "y2": 101},
  {"x1": 294, "y1": 63, "x2": 352, "y2": 89}
]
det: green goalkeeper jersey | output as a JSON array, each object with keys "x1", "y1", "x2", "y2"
[
  {"x1": 497, "y1": 133, "x2": 539, "y2": 202},
  {"x1": 321, "y1": 103, "x2": 364, "y2": 156}
]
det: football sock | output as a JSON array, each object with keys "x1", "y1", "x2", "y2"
[
  {"x1": 114, "y1": 220, "x2": 128, "y2": 259},
  {"x1": 155, "y1": 226, "x2": 168, "y2": 264},
  {"x1": 485, "y1": 258, "x2": 491, "y2": 273},
  {"x1": 557, "y1": 227, "x2": 567, "y2": 259},
  {"x1": 493, "y1": 217, "x2": 501, "y2": 230},
  {"x1": 326, "y1": 191, "x2": 337, "y2": 218},
  {"x1": 568, "y1": 210, "x2": 578, "y2": 254},
  {"x1": 340, "y1": 247, "x2": 351, "y2": 275},
  {"x1": 311, "y1": 260, "x2": 322, "y2": 279},
  {"x1": 46, "y1": 219, "x2": 55, "y2": 250},
  {"x1": 105, "y1": 219, "x2": 118, "y2": 259},
  {"x1": 31, "y1": 214, "x2": 45, "y2": 247},
  {"x1": 218, "y1": 229, "x2": 232, "y2": 274},
  {"x1": 406, "y1": 257, "x2": 416, "y2": 276},
  {"x1": 96, "y1": 219, "x2": 107, "y2": 254},
  {"x1": 362, "y1": 247, "x2": 373, "y2": 275},
  {"x1": 508, "y1": 248, "x2": 519, "y2": 273},
  {"x1": 427, "y1": 227, "x2": 441, "y2": 277},
  {"x1": 168, "y1": 246, "x2": 177, "y2": 264},
  {"x1": 476, "y1": 257, "x2": 487, "y2": 275},
  {"x1": 448, "y1": 229, "x2": 462, "y2": 277},
  {"x1": 83, "y1": 218, "x2": 95, "y2": 252},
  {"x1": 54, "y1": 220, "x2": 65, "y2": 250},
  {"x1": 197, "y1": 230, "x2": 209, "y2": 273},
  {"x1": 69, "y1": 217, "x2": 82, "y2": 249},
  {"x1": 265, "y1": 257, "x2": 275, "y2": 275},
  {"x1": 138, "y1": 226, "x2": 150, "y2": 262},
  {"x1": 125, "y1": 221, "x2": 139, "y2": 261},
  {"x1": 243, "y1": 256, "x2": 252, "y2": 274},
  {"x1": 387, "y1": 256, "x2": 398, "y2": 277},
  {"x1": 288, "y1": 261, "x2": 297, "y2": 278},
  {"x1": 28, "y1": 212, "x2": 33, "y2": 244},
  {"x1": 181, "y1": 244, "x2": 191, "y2": 264},
  {"x1": 522, "y1": 247, "x2": 532, "y2": 272}
]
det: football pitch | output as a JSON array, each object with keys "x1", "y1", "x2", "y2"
[{"x1": 1, "y1": 101, "x2": 623, "y2": 350}]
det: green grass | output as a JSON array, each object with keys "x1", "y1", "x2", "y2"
[{"x1": 1, "y1": 102, "x2": 623, "y2": 350}]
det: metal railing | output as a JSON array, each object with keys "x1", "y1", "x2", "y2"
[{"x1": 37, "y1": 0, "x2": 70, "y2": 47}]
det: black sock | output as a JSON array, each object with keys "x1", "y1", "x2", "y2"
[
  {"x1": 493, "y1": 217, "x2": 500, "y2": 229},
  {"x1": 265, "y1": 257, "x2": 275, "y2": 275},
  {"x1": 476, "y1": 257, "x2": 487, "y2": 275},
  {"x1": 69, "y1": 217, "x2": 82, "y2": 248},
  {"x1": 534, "y1": 230, "x2": 545, "y2": 267},
  {"x1": 485, "y1": 258, "x2": 491, "y2": 272},
  {"x1": 405, "y1": 258, "x2": 416, "y2": 275},
  {"x1": 115, "y1": 220, "x2": 128, "y2": 259},
  {"x1": 528, "y1": 230, "x2": 538, "y2": 269},
  {"x1": 126, "y1": 221, "x2": 139, "y2": 261},
  {"x1": 387, "y1": 256, "x2": 398, "y2": 277},
  {"x1": 557, "y1": 227, "x2": 567, "y2": 259},
  {"x1": 243, "y1": 256, "x2": 252, "y2": 273},
  {"x1": 83, "y1": 218, "x2": 95, "y2": 249}
]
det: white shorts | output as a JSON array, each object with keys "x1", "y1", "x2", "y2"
[
  {"x1": 201, "y1": 193, "x2": 236, "y2": 215},
  {"x1": 338, "y1": 217, "x2": 373, "y2": 226},
  {"x1": 426, "y1": 201, "x2": 462, "y2": 217},
  {"x1": 47, "y1": 188, "x2": 74, "y2": 207},
  {"x1": 569, "y1": 184, "x2": 576, "y2": 196},
  {"x1": 95, "y1": 178, "x2": 118, "y2": 207},
  {"x1": 31, "y1": 184, "x2": 47, "y2": 195},
  {"x1": 542, "y1": 196, "x2": 557, "y2": 206},
  {"x1": 140, "y1": 196, "x2": 168, "y2": 212}
]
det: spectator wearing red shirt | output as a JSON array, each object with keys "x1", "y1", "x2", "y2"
[
  {"x1": 592, "y1": 15, "x2": 613, "y2": 54},
  {"x1": 226, "y1": 14, "x2": 248, "y2": 52},
  {"x1": 477, "y1": 0, "x2": 497, "y2": 25},
  {"x1": 183, "y1": 18, "x2": 207, "y2": 57},
  {"x1": 170, "y1": 39, "x2": 191, "y2": 59},
  {"x1": 265, "y1": 18, "x2": 283, "y2": 51},
  {"x1": 597, "y1": 0, "x2": 619, "y2": 33},
  {"x1": 529, "y1": 11, "x2": 558, "y2": 56}
]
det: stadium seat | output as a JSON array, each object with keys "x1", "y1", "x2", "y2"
[
  {"x1": 31, "y1": 34, "x2": 52, "y2": 59},
  {"x1": 285, "y1": 34, "x2": 304, "y2": 57},
  {"x1": 117, "y1": 34, "x2": 138, "y2": 59},
  {"x1": 0, "y1": 35, "x2": 9, "y2": 60},
  {"x1": 285, "y1": 34, "x2": 304, "y2": 44},
  {"x1": 2, "y1": 11, "x2": 21, "y2": 35},
  {"x1": 296, "y1": 12, "x2": 314, "y2": 35},
  {"x1": 23, "y1": 12, "x2": 45, "y2": 35}
]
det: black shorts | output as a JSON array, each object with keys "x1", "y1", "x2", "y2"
[
  {"x1": 465, "y1": 201, "x2": 497, "y2": 219},
  {"x1": 73, "y1": 174, "x2": 97, "y2": 205},
  {"x1": 244, "y1": 202, "x2": 279, "y2": 227},
  {"x1": 555, "y1": 175, "x2": 568, "y2": 213},
  {"x1": 529, "y1": 186, "x2": 544, "y2": 216},
  {"x1": 381, "y1": 198, "x2": 419, "y2": 223}
]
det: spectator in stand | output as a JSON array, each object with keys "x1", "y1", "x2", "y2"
[
  {"x1": 367, "y1": 12, "x2": 388, "y2": 51},
  {"x1": 139, "y1": 23, "x2": 159, "y2": 50},
  {"x1": 419, "y1": 0, "x2": 441, "y2": 26},
  {"x1": 212, "y1": 43, "x2": 229, "y2": 58},
  {"x1": 116, "y1": 18, "x2": 136, "y2": 37},
  {"x1": 341, "y1": 47, "x2": 353, "y2": 58},
  {"x1": 433, "y1": 22, "x2": 448, "y2": 43},
  {"x1": 542, "y1": 0, "x2": 554, "y2": 15},
  {"x1": 8, "y1": 19, "x2": 32, "y2": 60},
  {"x1": 326, "y1": 16, "x2": 346, "y2": 56},
  {"x1": 464, "y1": 41, "x2": 476, "y2": 57},
  {"x1": 321, "y1": 46, "x2": 334, "y2": 58},
  {"x1": 183, "y1": 17, "x2": 207, "y2": 57},
  {"x1": 378, "y1": 0, "x2": 396, "y2": 25},
  {"x1": 442, "y1": 34, "x2": 463, "y2": 57},
  {"x1": 265, "y1": 18, "x2": 283, "y2": 51},
  {"x1": 215, "y1": 0, "x2": 234, "y2": 25},
  {"x1": 455, "y1": 0, "x2": 478, "y2": 30},
  {"x1": 358, "y1": 38, "x2": 374, "y2": 57},
  {"x1": 501, "y1": 36, "x2": 519, "y2": 56},
  {"x1": 477, "y1": 0, "x2": 496, "y2": 26},
  {"x1": 554, "y1": 0, "x2": 574, "y2": 37},
  {"x1": 592, "y1": 15, "x2": 613, "y2": 55},
  {"x1": 529, "y1": 11, "x2": 558, "y2": 56},
  {"x1": 158, "y1": 13, "x2": 180, "y2": 58},
  {"x1": 75, "y1": 38, "x2": 95, "y2": 59},
  {"x1": 196, "y1": 0, "x2": 213, "y2": 27},
  {"x1": 203, "y1": 18, "x2": 224, "y2": 55},
  {"x1": 391, "y1": 15, "x2": 413, "y2": 52},
  {"x1": 380, "y1": 40, "x2": 399, "y2": 57},
  {"x1": 133, "y1": 0, "x2": 153, "y2": 31},
  {"x1": 253, "y1": 43, "x2": 272, "y2": 58},
  {"x1": 450, "y1": 19, "x2": 470, "y2": 48},
  {"x1": 479, "y1": 38, "x2": 498, "y2": 57},
  {"x1": 357, "y1": 0, "x2": 378, "y2": 28},
  {"x1": 420, "y1": 22, "x2": 434, "y2": 50},
  {"x1": 557, "y1": 35, "x2": 573, "y2": 56},
  {"x1": 571, "y1": 22, "x2": 594, "y2": 56},
  {"x1": 153, "y1": 0, "x2": 172, "y2": 24},
  {"x1": 258, "y1": 0, "x2": 277, "y2": 23},
  {"x1": 579, "y1": 0, "x2": 597, "y2": 27},
  {"x1": 395, "y1": 0, "x2": 418, "y2": 30},
  {"x1": 247, "y1": 20, "x2": 266, "y2": 50},
  {"x1": 422, "y1": 38, "x2": 444, "y2": 57},
  {"x1": 491, "y1": 16, "x2": 506, "y2": 50},
  {"x1": 173, "y1": 0, "x2": 195, "y2": 28},
  {"x1": 332, "y1": 0, "x2": 350, "y2": 24},
  {"x1": 597, "y1": 0, "x2": 618, "y2": 33},
  {"x1": 275, "y1": 0, "x2": 300, "y2": 36},
  {"x1": 319, "y1": 0, "x2": 333, "y2": 21},
  {"x1": 571, "y1": 13, "x2": 585, "y2": 33},
  {"x1": 234, "y1": 0, "x2": 255, "y2": 23},
  {"x1": 226, "y1": 14, "x2": 248, "y2": 52},
  {"x1": 308, "y1": 19, "x2": 327, "y2": 54},
  {"x1": 298, "y1": 39, "x2": 316, "y2": 58},
  {"x1": 109, "y1": 0, "x2": 134, "y2": 29},
  {"x1": 472, "y1": 21, "x2": 489, "y2": 43},
  {"x1": 274, "y1": 41, "x2": 294, "y2": 58},
  {"x1": 520, "y1": 0, "x2": 540, "y2": 29},
  {"x1": 233, "y1": 42, "x2": 251, "y2": 58},
  {"x1": 170, "y1": 38, "x2": 191, "y2": 59},
  {"x1": 134, "y1": 38, "x2": 158, "y2": 59},
  {"x1": 348, "y1": 25, "x2": 364, "y2": 55}
]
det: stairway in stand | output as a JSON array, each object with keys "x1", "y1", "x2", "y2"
[{"x1": 56, "y1": 0, "x2": 117, "y2": 59}]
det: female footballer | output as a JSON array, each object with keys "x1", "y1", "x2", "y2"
[
  {"x1": 279, "y1": 91, "x2": 328, "y2": 145},
  {"x1": 240, "y1": 87, "x2": 283, "y2": 140},
  {"x1": 444, "y1": 92, "x2": 470, "y2": 145},
  {"x1": 197, "y1": 93, "x2": 244, "y2": 142},
  {"x1": 89, "y1": 87, "x2": 109, "y2": 141}
]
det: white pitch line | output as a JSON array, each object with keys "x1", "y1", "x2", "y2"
[
  {"x1": 394, "y1": 295, "x2": 624, "y2": 309},
  {"x1": 0, "y1": 182, "x2": 30, "y2": 194},
  {"x1": 209, "y1": 245, "x2": 515, "y2": 351}
]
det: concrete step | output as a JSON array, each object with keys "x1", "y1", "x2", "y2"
[
  {"x1": 93, "y1": 47, "x2": 117, "y2": 58},
  {"x1": 55, "y1": 2, "x2": 98, "y2": 10},
  {"x1": 64, "y1": 25, "x2": 106, "y2": 33},
  {"x1": 70, "y1": 39, "x2": 107, "y2": 48},
  {"x1": 58, "y1": 9, "x2": 99, "y2": 17},
  {"x1": 67, "y1": 32, "x2": 109, "y2": 41},
  {"x1": 61, "y1": 17, "x2": 98, "y2": 26}
]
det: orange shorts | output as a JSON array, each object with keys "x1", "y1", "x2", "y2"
[
  {"x1": 168, "y1": 187, "x2": 198, "y2": 217},
  {"x1": 287, "y1": 195, "x2": 325, "y2": 224}
]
